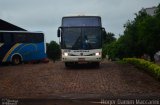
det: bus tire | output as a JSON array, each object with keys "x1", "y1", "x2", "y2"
[
  {"x1": 65, "y1": 62, "x2": 69, "y2": 67},
  {"x1": 65, "y1": 62, "x2": 72, "y2": 68},
  {"x1": 12, "y1": 55, "x2": 22, "y2": 65},
  {"x1": 93, "y1": 62, "x2": 100, "y2": 68}
]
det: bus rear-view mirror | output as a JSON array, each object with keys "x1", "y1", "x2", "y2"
[
  {"x1": 102, "y1": 27, "x2": 106, "y2": 40},
  {"x1": 57, "y1": 28, "x2": 61, "y2": 37}
]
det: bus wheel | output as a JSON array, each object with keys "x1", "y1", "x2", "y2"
[
  {"x1": 93, "y1": 62, "x2": 100, "y2": 68},
  {"x1": 65, "y1": 62, "x2": 72, "y2": 68},
  {"x1": 65, "y1": 62, "x2": 69, "y2": 67},
  {"x1": 12, "y1": 55, "x2": 22, "y2": 65}
]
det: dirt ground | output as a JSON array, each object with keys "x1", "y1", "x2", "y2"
[{"x1": 0, "y1": 60, "x2": 160, "y2": 104}]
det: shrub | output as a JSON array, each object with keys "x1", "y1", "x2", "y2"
[
  {"x1": 123, "y1": 58, "x2": 160, "y2": 80},
  {"x1": 46, "y1": 41, "x2": 61, "y2": 61}
]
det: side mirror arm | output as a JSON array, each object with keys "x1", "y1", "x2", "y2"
[{"x1": 57, "y1": 27, "x2": 61, "y2": 37}]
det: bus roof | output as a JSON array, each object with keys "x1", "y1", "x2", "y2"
[{"x1": 62, "y1": 16, "x2": 101, "y2": 19}]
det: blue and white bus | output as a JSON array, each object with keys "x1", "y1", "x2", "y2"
[
  {"x1": 57, "y1": 16, "x2": 106, "y2": 67},
  {"x1": 0, "y1": 31, "x2": 47, "y2": 65}
]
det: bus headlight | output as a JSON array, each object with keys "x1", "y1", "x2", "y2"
[
  {"x1": 95, "y1": 52, "x2": 100, "y2": 56},
  {"x1": 64, "y1": 52, "x2": 69, "y2": 56}
]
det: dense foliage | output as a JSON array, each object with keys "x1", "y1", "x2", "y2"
[
  {"x1": 104, "y1": 4, "x2": 160, "y2": 60},
  {"x1": 46, "y1": 41, "x2": 61, "y2": 61},
  {"x1": 123, "y1": 58, "x2": 160, "y2": 80},
  {"x1": 102, "y1": 32, "x2": 116, "y2": 58}
]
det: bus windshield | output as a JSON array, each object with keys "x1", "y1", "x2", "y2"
[{"x1": 61, "y1": 27, "x2": 101, "y2": 50}]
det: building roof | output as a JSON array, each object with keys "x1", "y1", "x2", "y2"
[
  {"x1": 0, "y1": 19, "x2": 26, "y2": 31},
  {"x1": 143, "y1": 7, "x2": 157, "y2": 16}
]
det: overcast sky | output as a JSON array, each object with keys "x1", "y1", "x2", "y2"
[{"x1": 0, "y1": 0, "x2": 160, "y2": 43}]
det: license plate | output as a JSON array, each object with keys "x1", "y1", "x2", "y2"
[{"x1": 78, "y1": 58, "x2": 85, "y2": 61}]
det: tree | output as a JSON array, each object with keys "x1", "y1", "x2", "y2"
[
  {"x1": 102, "y1": 32, "x2": 116, "y2": 58},
  {"x1": 104, "y1": 4, "x2": 160, "y2": 61},
  {"x1": 46, "y1": 41, "x2": 61, "y2": 61},
  {"x1": 103, "y1": 32, "x2": 116, "y2": 44},
  {"x1": 135, "y1": 6, "x2": 160, "y2": 61}
]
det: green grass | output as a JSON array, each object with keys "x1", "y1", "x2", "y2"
[
  {"x1": 116, "y1": 60, "x2": 127, "y2": 64},
  {"x1": 123, "y1": 58, "x2": 160, "y2": 80}
]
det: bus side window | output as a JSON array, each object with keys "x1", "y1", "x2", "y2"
[
  {"x1": 32, "y1": 33, "x2": 44, "y2": 43},
  {"x1": 23, "y1": 33, "x2": 44, "y2": 43},
  {"x1": 38, "y1": 33, "x2": 44, "y2": 42},
  {"x1": 27, "y1": 34, "x2": 34, "y2": 43},
  {"x1": 3, "y1": 33, "x2": 13, "y2": 43},
  {"x1": 26, "y1": 34, "x2": 36, "y2": 43},
  {"x1": 14, "y1": 33, "x2": 26, "y2": 43},
  {"x1": 0, "y1": 33, "x2": 3, "y2": 42}
]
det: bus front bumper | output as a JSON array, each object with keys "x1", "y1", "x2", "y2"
[{"x1": 62, "y1": 56, "x2": 102, "y2": 63}]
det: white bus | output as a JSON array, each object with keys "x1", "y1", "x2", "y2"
[{"x1": 57, "y1": 16, "x2": 106, "y2": 67}]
